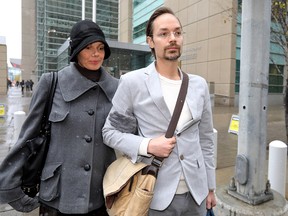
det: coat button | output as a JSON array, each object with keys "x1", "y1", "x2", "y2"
[
  {"x1": 180, "y1": 155, "x2": 184, "y2": 160},
  {"x1": 87, "y1": 109, "x2": 94, "y2": 115},
  {"x1": 84, "y1": 164, "x2": 91, "y2": 171},
  {"x1": 84, "y1": 135, "x2": 92, "y2": 143}
]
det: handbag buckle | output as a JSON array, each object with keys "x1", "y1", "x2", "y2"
[
  {"x1": 21, "y1": 184, "x2": 39, "y2": 197},
  {"x1": 151, "y1": 157, "x2": 163, "y2": 168},
  {"x1": 141, "y1": 156, "x2": 163, "y2": 177},
  {"x1": 142, "y1": 165, "x2": 159, "y2": 177}
]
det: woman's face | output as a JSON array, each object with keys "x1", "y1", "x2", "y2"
[{"x1": 77, "y1": 41, "x2": 105, "y2": 70}]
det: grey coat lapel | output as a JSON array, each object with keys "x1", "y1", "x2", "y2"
[{"x1": 58, "y1": 63, "x2": 116, "y2": 102}]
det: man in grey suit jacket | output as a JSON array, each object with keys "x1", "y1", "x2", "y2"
[{"x1": 102, "y1": 7, "x2": 216, "y2": 216}]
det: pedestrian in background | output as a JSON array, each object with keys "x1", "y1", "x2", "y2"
[
  {"x1": 30, "y1": 79, "x2": 34, "y2": 91},
  {"x1": 0, "y1": 19, "x2": 118, "y2": 216},
  {"x1": 7, "y1": 78, "x2": 12, "y2": 90},
  {"x1": 103, "y1": 7, "x2": 216, "y2": 216},
  {"x1": 20, "y1": 79, "x2": 25, "y2": 95},
  {"x1": 25, "y1": 80, "x2": 30, "y2": 92}
]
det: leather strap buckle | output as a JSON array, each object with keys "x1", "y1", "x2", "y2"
[
  {"x1": 151, "y1": 157, "x2": 163, "y2": 168},
  {"x1": 142, "y1": 165, "x2": 159, "y2": 177}
]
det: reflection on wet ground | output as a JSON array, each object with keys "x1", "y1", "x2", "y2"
[
  {"x1": 0, "y1": 87, "x2": 31, "y2": 162},
  {"x1": 212, "y1": 104, "x2": 286, "y2": 169}
]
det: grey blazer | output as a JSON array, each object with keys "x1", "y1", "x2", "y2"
[{"x1": 102, "y1": 62, "x2": 216, "y2": 211}]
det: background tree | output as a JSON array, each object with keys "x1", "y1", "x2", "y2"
[
  {"x1": 219, "y1": 0, "x2": 287, "y2": 142},
  {"x1": 271, "y1": 0, "x2": 288, "y2": 143}
]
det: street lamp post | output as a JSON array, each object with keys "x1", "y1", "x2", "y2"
[{"x1": 227, "y1": 0, "x2": 273, "y2": 205}]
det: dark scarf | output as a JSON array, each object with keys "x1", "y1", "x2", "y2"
[{"x1": 75, "y1": 63, "x2": 101, "y2": 82}]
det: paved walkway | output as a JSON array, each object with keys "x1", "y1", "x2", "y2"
[
  {"x1": 0, "y1": 87, "x2": 287, "y2": 215},
  {"x1": 0, "y1": 87, "x2": 37, "y2": 215}
]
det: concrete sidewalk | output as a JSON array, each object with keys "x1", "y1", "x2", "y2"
[
  {"x1": 213, "y1": 104, "x2": 287, "y2": 198},
  {"x1": 0, "y1": 87, "x2": 287, "y2": 215}
]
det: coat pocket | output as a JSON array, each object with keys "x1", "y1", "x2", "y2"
[
  {"x1": 49, "y1": 101, "x2": 69, "y2": 122},
  {"x1": 189, "y1": 154, "x2": 204, "y2": 168},
  {"x1": 39, "y1": 162, "x2": 62, "y2": 201}
]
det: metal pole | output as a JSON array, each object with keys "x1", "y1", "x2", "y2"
[
  {"x1": 228, "y1": 0, "x2": 273, "y2": 205},
  {"x1": 92, "y1": 0, "x2": 96, "y2": 22},
  {"x1": 82, "y1": 0, "x2": 85, "y2": 20}
]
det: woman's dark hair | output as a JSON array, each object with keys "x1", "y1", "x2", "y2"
[{"x1": 145, "y1": 7, "x2": 181, "y2": 57}]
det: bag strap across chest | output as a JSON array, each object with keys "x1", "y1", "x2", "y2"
[{"x1": 143, "y1": 72, "x2": 189, "y2": 176}]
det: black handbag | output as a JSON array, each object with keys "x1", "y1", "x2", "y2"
[{"x1": 21, "y1": 72, "x2": 58, "y2": 197}]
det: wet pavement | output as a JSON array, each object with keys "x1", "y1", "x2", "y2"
[
  {"x1": 0, "y1": 87, "x2": 37, "y2": 215},
  {"x1": 0, "y1": 86, "x2": 287, "y2": 215}
]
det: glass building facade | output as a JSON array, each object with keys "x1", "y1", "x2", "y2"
[
  {"x1": 132, "y1": 0, "x2": 164, "y2": 44},
  {"x1": 57, "y1": 39, "x2": 151, "y2": 78},
  {"x1": 127, "y1": 0, "x2": 286, "y2": 105},
  {"x1": 35, "y1": 0, "x2": 118, "y2": 79}
]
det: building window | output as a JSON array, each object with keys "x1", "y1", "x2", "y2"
[
  {"x1": 235, "y1": 60, "x2": 240, "y2": 93},
  {"x1": 133, "y1": 21, "x2": 147, "y2": 39},
  {"x1": 269, "y1": 64, "x2": 284, "y2": 93},
  {"x1": 235, "y1": 60, "x2": 284, "y2": 93},
  {"x1": 133, "y1": 0, "x2": 145, "y2": 8}
]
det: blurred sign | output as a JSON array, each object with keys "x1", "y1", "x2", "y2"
[
  {"x1": 0, "y1": 104, "x2": 5, "y2": 117},
  {"x1": 228, "y1": 114, "x2": 239, "y2": 135}
]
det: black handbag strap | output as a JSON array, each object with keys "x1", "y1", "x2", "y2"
[
  {"x1": 41, "y1": 72, "x2": 58, "y2": 132},
  {"x1": 143, "y1": 72, "x2": 189, "y2": 176}
]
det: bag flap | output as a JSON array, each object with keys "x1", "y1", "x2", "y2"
[{"x1": 103, "y1": 156, "x2": 148, "y2": 198}]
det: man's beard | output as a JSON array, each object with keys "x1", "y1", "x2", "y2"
[
  {"x1": 164, "y1": 52, "x2": 181, "y2": 61},
  {"x1": 164, "y1": 46, "x2": 181, "y2": 61}
]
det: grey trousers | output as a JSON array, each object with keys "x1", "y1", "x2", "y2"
[
  {"x1": 39, "y1": 204, "x2": 108, "y2": 216},
  {"x1": 149, "y1": 192, "x2": 206, "y2": 216}
]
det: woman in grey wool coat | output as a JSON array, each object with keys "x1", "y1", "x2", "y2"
[{"x1": 0, "y1": 20, "x2": 118, "y2": 216}]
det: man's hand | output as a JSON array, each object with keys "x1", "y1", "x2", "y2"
[
  {"x1": 147, "y1": 135, "x2": 176, "y2": 157},
  {"x1": 8, "y1": 194, "x2": 39, "y2": 212},
  {"x1": 206, "y1": 190, "x2": 216, "y2": 210}
]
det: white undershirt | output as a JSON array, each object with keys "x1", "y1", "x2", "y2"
[
  {"x1": 159, "y1": 74, "x2": 192, "y2": 194},
  {"x1": 139, "y1": 73, "x2": 192, "y2": 194},
  {"x1": 158, "y1": 74, "x2": 192, "y2": 130}
]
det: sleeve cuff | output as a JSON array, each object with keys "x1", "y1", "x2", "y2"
[{"x1": 138, "y1": 138, "x2": 151, "y2": 156}]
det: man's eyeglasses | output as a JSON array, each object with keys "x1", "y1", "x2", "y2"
[{"x1": 151, "y1": 31, "x2": 184, "y2": 39}]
